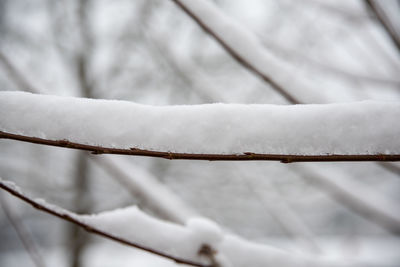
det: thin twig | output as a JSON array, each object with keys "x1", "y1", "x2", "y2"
[
  {"x1": 0, "y1": 179, "x2": 210, "y2": 267},
  {"x1": 0, "y1": 131, "x2": 398, "y2": 162},
  {"x1": 0, "y1": 193, "x2": 47, "y2": 267}
]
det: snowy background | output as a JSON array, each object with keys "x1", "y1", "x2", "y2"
[{"x1": 0, "y1": 0, "x2": 399, "y2": 266}]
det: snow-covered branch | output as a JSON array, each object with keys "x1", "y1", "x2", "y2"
[
  {"x1": 0, "y1": 179, "x2": 210, "y2": 267},
  {"x1": 1, "y1": 92, "x2": 399, "y2": 162},
  {"x1": 1, "y1": 178, "x2": 384, "y2": 267}
]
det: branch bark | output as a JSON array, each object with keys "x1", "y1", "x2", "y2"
[{"x1": 1, "y1": 131, "x2": 398, "y2": 162}]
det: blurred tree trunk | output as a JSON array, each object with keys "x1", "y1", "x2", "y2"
[
  {"x1": 67, "y1": 152, "x2": 91, "y2": 267},
  {"x1": 66, "y1": 1, "x2": 94, "y2": 266}
]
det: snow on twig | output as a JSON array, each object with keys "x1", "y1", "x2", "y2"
[
  {"x1": 1, "y1": 178, "x2": 380, "y2": 267},
  {"x1": 0, "y1": 92, "x2": 399, "y2": 161},
  {"x1": 0, "y1": 178, "x2": 211, "y2": 267}
]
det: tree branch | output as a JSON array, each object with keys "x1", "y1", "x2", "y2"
[
  {"x1": 0, "y1": 179, "x2": 211, "y2": 267},
  {"x1": 1, "y1": 131, "x2": 398, "y2": 162}
]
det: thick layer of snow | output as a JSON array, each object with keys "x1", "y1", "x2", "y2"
[{"x1": 1, "y1": 92, "x2": 399, "y2": 155}]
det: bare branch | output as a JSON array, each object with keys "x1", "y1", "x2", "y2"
[
  {"x1": 0, "y1": 193, "x2": 47, "y2": 267},
  {"x1": 0, "y1": 179, "x2": 210, "y2": 267},
  {"x1": 1, "y1": 131, "x2": 398, "y2": 162}
]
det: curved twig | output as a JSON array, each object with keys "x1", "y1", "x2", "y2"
[
  {"x1": 0, "y1": 131, "x2": 399, "y2": 162},
  {"x1": 0, "y1": 179, "x2": 210, "y2": 267}
]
